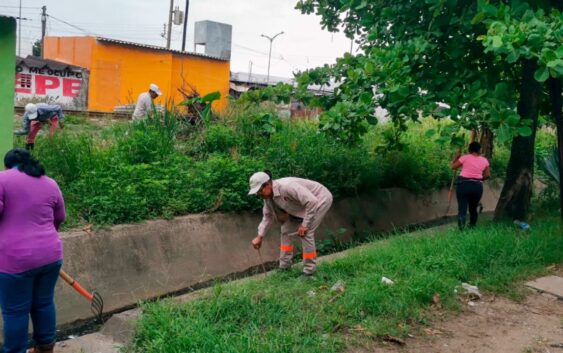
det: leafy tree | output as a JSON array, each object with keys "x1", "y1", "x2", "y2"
[
  {"x1": 477, "y1": 1, "x2": 562, "y2": 219},
  {"x1": 32, "y1": 39, "x2": 41, "y2": 57},
  {"x1": 282, "y1": 0, "x2": 563, "y2": 220}
]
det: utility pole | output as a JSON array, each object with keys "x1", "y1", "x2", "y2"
[
  {"x1": 166, "y1": 0, "x2": 174, "y2": 49},
  {"x1": 248, "y1": 60, "x2": 253, "y2": 83},
  {"x1": 181, "y1": 0, "x2": 189, "y2": 51},
  {"x1": 260, "y1": 31, "x2": 284, "y2": 85},
  {"x1": 41, "y1": 6, "x2": 47, "y2": 58},
  {"x1": 18, "y1": 0, "x2": 21, "y2": 56}
]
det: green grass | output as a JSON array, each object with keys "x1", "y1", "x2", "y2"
[{"x1": 128, "y1": 219, "x2": 562, "y2": 353}]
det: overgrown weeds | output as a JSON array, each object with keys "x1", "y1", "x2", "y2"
[{"x1": 14, "y1": 110, "x2": 554, "y2": 229}]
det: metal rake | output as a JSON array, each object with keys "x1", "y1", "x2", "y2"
[{"x1": 59, "y1": 270, "x2": 104, "y2": 323}]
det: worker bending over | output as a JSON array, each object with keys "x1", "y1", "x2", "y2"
[
  {"x1": 15, "y1": 103, "x2": 65, "y2": 151},
  {"x1": 249, "y1": 171, "x2": 333, "y2": 278}
]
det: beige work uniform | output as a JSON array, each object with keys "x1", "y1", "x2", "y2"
[
  {"x1": 257, "y1": 177, "x2": 333, "y2": 274},
  {"x1": 132, "y1": 92, "x2": 154, "y2": 120}
]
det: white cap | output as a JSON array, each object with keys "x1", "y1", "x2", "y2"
[
  {"x1": 248, "y1": 172, "x2": 270, "y2": 195},
  {"x1": 149, "y1": 83, "x2": 162, "y2": 96},
  {"x1": 25, "y1": 103, "x2": 38, "y2": 120}
]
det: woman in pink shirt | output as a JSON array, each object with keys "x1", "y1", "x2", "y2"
[
  {"x1": 0, "y1": 149, "x2": 65, "y2": 353},
  {"x1": 451, "y1": 142, "x2": 491, "y2": 230}
]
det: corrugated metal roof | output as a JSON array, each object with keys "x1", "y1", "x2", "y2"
[
  {"x1": 16, "y1": 55, "x2": 86, "y2": 71},
  {"x1": 230, "y1": 71, "x2": 335, "y2": 94},
  {"x1": 96, "y1": 37, "x2": 228, "y2": 62},
  {"x1": 230, "y1": 71, "x2": 294, "y2": 85}
]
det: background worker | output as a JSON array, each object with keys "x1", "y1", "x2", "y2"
[
  {"x1": 249, "y1": 170, "x2": 333, "y2": 278},
  {"x1": 15, "y1": 103, "x2": 64, "y2": 151},
  {"x1": 451, "y1": 142, "x2": 491, "y2": 230},
  {"x1": 132, "y1": 83, "x2": 162, "y2": 120},
  {"x1": 0, "y1": 148, "x2": 66, "y2": 353}
]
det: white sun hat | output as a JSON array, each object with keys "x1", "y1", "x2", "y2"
[
  {"x1": 149, "y1": 83, "x2": 162, "y2": 96},
  {"x1": 25, "y1": 103, "x2": 38, "y2": 120},
  {"x1": 248, "y1": 172, "x2": 270, "y2": 195}
]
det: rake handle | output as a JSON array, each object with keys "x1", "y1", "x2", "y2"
[
  {"x1": 59, "y1": 270, "x2": 94, "y2": 302},
  {"x1": 447, "y1": 172, "x2": 457, "y2": 202},
  {"x1": 257, "y1": 249, "x2": 268, "y2": 276},
  {"x1": 448, "y1": 147, "x2": 462, "y2": 204}
]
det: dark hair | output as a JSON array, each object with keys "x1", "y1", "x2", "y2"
[
  {"x1": 263, "y1": 169, "x2": 273, "y2": 180},
  {"x1": 4, "y1": 148, "x2": 45, "y2": 177},
  {"x1": 468, "y1": 142, "x2": 481, "y2": 154}
]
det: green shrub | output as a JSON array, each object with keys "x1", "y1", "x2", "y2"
[
  {"x1": 263, "y1": 123, "x2": 378, "y2": 198},
  {"x1": 34, "y1": 133, "x2": 100, "y2": 185},
  {"x1": 21, "y1": 108, "x2": 554, "y2": 229},
  {"x1": 114, "y1": 115, "x2": 179, "y2": 164},
  {"x1": 200, "y1": 124, "x2": 239, "y2": 155},
  {"x1": 191, "y1": 154, "x2": 264, "y2": 212}
]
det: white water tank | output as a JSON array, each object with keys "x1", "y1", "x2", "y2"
[{"x1": 194, "y1": 20, "x2": 232, "y2": 60}]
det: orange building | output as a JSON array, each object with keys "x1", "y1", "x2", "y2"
[{"x1": 43, "y1": 36, "x2": 230, "y2": 112}]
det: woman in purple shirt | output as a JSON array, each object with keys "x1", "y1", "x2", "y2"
[{"x1": 0, "y1": 149, "x2": 65, "y2": 353}]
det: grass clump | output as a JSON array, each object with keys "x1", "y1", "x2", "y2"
[{"x1": 129, "y1": 218, "x2": 562, "y2": 353}]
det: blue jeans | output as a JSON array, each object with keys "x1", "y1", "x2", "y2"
[{"x1": 0, "y1": 260, "x2": 62, "y2": 353}]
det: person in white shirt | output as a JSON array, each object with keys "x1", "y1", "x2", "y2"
[
  {"x1": 132, "y1": 83, "x2": 162, "y2": 120},
  {"x1": 249, "y1": 170, "x2": 333, "y2": 278}
]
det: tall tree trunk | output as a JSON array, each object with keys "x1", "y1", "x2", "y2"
[
  {"x1": 494, "y1": 60, "x2": 543, "y2": 220},
  {"x1": 548, "y1": 77, "x2": 563, "y2": 220},
  {"x1": 479, "y1": 126, "x2": 494, "y2": 160}
]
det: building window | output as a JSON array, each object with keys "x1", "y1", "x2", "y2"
[{"x1": 20, "y1": 73, "x2": 32, "y2": 88}]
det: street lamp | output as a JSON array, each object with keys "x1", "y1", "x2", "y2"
[{"x1": 260, "y1": 31, "x2": 284, "y2": 85}]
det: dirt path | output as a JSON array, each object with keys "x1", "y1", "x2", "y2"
[{"x1": 350, "y1": 290, "x2": 563, "y2": 353}]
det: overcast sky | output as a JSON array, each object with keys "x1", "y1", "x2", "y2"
[{"x1": 1, "y1": 0, "x2": 352, "y2": 78}]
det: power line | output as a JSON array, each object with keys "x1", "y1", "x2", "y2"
[
  {"x1": 0, "y1": 11, "x2": 39, "y2": 15},
  {"x1": 234, "y1": 44, "x2": 268, "y2": 56},
  {"x1": 31, "y1": 23, "x2": 163, "y2": 35},
  {"x1": 234, "y1": 42, "x2": 340, "y2": 62},
  {"x1": 48, "y1": 14, "x2": 98, "y2": 35},
  {"x1": 49, "y1": 23, "x2": 163, "y2": 30},
  {"x1": 277, "y1": 54, "x2": 298, "y2": 71},
  {"x1": 0, "y1": 11, "x2": 38, "y2": 18},
  {"x1": 0, "y1": 8, "x2": 40, "y2": 13},
  {"x1": 40, "y1": 14, "x2": 164, "y2": 39},
  {"x1": 0, "y1": 5, "x2": 39, "y2": 9},
  {"x1": 65, "y1": 21, "x2": 163, "y2": 28}
]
